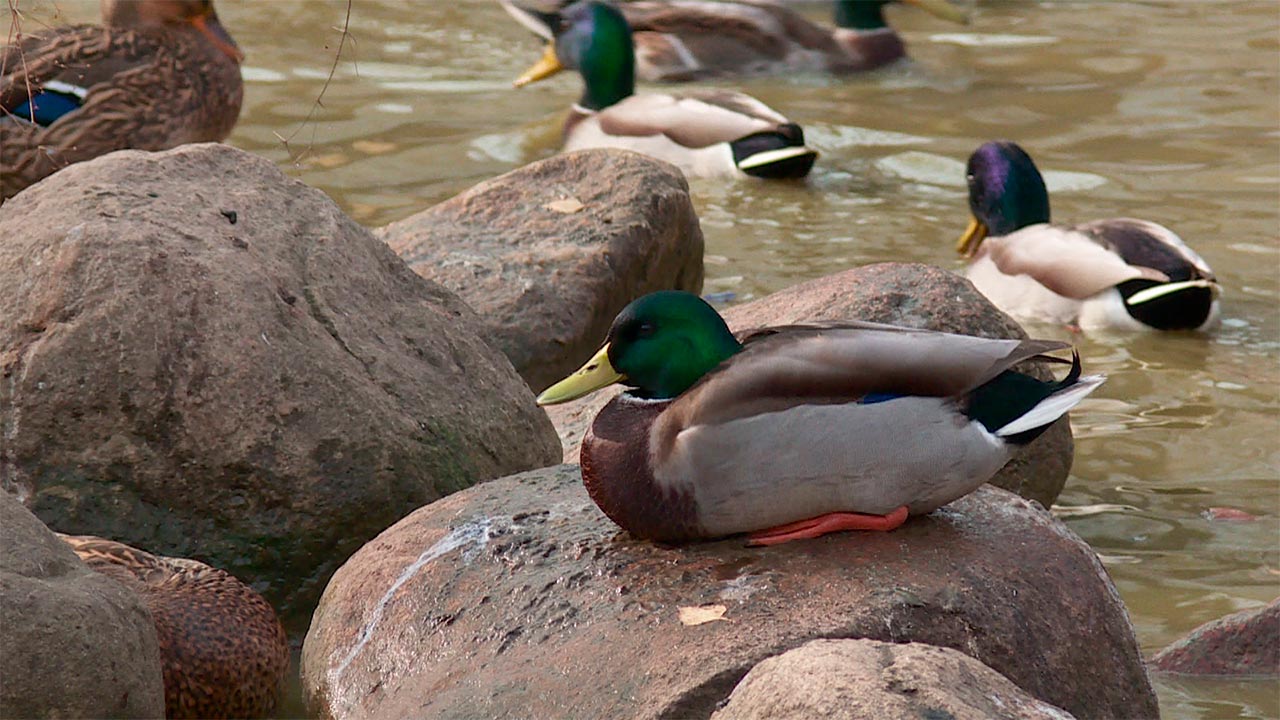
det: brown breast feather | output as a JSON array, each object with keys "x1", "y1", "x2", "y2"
[{"x1": 581, "y1": 393, "x2": 702, "y2": 542}]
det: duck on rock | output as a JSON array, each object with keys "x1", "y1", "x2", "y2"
[
  {"x1": 0, "y1": 0, "x2": 244, "y2": 202},
  {"x1": 537, "y1": 291, "x2": 1104, "y2": 546},
  {"x1": 507, "y1": 0, "x2": 818, "y2": 179},
  {"x1": 957, "y1": 141, "x2": 1221, "y2": 332},
  {"x1": 513, "y1": 0, "x2": 970, "y2": 82}
]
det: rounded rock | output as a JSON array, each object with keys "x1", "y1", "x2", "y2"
[
  {"x1": 0, "y1": 143, "x2": 562, "y2": 624},
  {"x1": 0, "y1": 492, "x2": 165, "y2": 719},
  {"x1": 301, "y1": 464, "x2": 1156, "y2": 720},
  {"x1": 379, "y1": 149, "x2": 705, "y2": 393}
]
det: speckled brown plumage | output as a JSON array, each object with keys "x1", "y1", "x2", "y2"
[
  {"x1": 58, "y1": 534, "x2": 288, "y2": 720},
  {"x1": 0, "y1": 1, "x2": 243, "y2": 201},
  {"x1": 618, "y1": 1, "x2": 913, "y2": 81}
]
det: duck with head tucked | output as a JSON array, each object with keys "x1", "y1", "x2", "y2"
[
  {"x1": 59, "y1": 534, "x2": 289, "y2": 720},
  {"x1": 537, "y1": 291, "x2": 1104, "y2": 546},
  {"x1": 1, "y1": 0, "x2": 244, "y2": 201},
  {"x1": 507, "y1": 0, "x2": 818, "y2": 179},
  {"x1": 957, "y1": 141, "x2": 1221, "y2": 332},
  {"x1": 545, "y1": 0, "x2": 970, "y2": 82}
]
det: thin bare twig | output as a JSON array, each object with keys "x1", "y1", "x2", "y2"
[{"x1": 275, "y1": 0, "x2": 356, "y2": 167}]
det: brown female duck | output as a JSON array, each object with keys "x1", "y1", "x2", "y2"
[
  {"x1": 503, "y1": 0, "x2": 968, "y2": 82},
  {"x1": 537, "y1": 291, "x2": 1104, "y2": 545},
  {"x1": 0, "y1": 0, "x2": 243, "y2": 201},
  {"x1": 59, "y1": 534, "x2": 289, "y2": 719}
]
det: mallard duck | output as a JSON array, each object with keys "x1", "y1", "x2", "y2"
[
  {"x1": 59, "y1": 534, "x2": 289, "y2": 720},
  {"x1": 958, "y1": 141, "x2": 1222, "y2": 331},
  {"x1": 1, "y1": 0, "x2": 244, "y2": 202},
  {"x1": 508, "y1": 0, "x2": 818, "y2": 179},
  {"x1": 536, "y1": 291, "x2": 1104, "y2": 545},
  {"x1": 505, "y1": 0, "x2": 967, "y2": 82}
]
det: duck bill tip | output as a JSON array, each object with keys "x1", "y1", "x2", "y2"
[
  {"x1": 956, "y1": 217, "x2": 988, "y2": 256},
  {"x1": 514, "y1": 44, "x2": 563, "y2": 88},
  {"x1": 192, "y1": 12, "x2": 244, "y2": 63}
]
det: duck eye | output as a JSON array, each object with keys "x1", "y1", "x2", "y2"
[{"x1": 636, "y1": 321, "x2": 656, "y2": 338}]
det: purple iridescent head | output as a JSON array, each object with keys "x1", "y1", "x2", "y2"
[{"x1": 965, "y1": 141, "x2": 1051, "y2": 237}]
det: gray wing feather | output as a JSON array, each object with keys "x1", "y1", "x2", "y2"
[
  {"x1": 666, "y1": 324, "x2": 1068, "y2": 427},
  {"x1": 661, "y1": 397, "x2": 1012, "y2": 536}
]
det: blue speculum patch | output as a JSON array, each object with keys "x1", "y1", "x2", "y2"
[
  {"x1": 859, "y1": 392, "x2": 901, "y2": 404},
  {"x1": 12, "y1": 91, "x2": 81, "y2": 126}
]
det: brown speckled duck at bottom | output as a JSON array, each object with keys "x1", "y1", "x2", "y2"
[
  {"x1": 0, "y1": 0, "x2": 244, "y2": 202},
  {"x1": 59, "y1": 534, "x2": 288, "y2": 720}
]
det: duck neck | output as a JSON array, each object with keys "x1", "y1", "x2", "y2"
[
  {"x1": 991, "y1": 179, "x2": 1051, "y2": 234},
  {"x1": 578, "y1": 9, "x2": 635, "y2": 110},
  {"x1": 834, "y1": 1, "x2": 890, "y2": 31},
  {"x1": 580, "y1": 65, "x2": 633, "y2": 111}
]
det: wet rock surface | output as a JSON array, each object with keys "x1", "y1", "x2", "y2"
[
  {"x1": 1151, "y1": 598, "x2": 1280, "y2": 676},
  {"x1": 544, "y1": 262, "x2": 1075, "y2": 507},
  {"x1": 712, "y1": 639, "x2": 1076, "y2": 720},
  {"x1": 0, "y1": 143, "x2": 561, "y2": 625},
  {"x1": 379, "y1": 149, "x2": 704, "y2": 393},
  {"x1": 0, "y1": 492, "x2": 165, "y2": 719},
  {"x1": 301, "y1": 464, "x2": 1156, "y2": 720}
]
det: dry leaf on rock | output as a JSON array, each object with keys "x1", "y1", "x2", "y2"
[
  {"x1": 678, "y1": 604, "x2": 727, "y2": 626},
  {"x1": 543, "y1": 197, "x2": 585, "y2": 214}
]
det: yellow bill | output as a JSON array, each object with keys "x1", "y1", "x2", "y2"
[
  {"x1": 956, "y1": 216, "x2": 988, "y2": 257},
  {"x1": 514, "y1": 43, "x2": 564, "y2": 88},
  {"x1": 904, "y1": 0, "x2": 969, "y2": 24},
  {"x1": 536, "y1": 344, "x2": 625, "y2": 405}
]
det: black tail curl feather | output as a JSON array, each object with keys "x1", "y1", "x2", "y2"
[{"x1": 965, "y1": 350, "x2": 1083, "y2": 445}]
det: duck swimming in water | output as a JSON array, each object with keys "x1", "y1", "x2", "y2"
[
  {"x1": 957, "y1": 141, "x2": 1221, "y2": 332},
  {"x1": 509, "y1": 0, "x2": 818, "y2": 179}
]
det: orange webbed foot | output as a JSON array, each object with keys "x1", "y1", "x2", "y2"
[{"x1": 746, "y1": 506, "x2": 910, "y2": 547}]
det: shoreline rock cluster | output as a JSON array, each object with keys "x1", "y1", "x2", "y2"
[{"x1": 2, "y1": 144, "x2": 1267, "y2": 720}]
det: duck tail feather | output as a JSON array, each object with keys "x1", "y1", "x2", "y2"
[
  {"x1": 995, "y1": 351, "x2": 1103, "y2": 438},
  {"x1": 731, "y1": 124, "x2": 817, "y2": 179}
]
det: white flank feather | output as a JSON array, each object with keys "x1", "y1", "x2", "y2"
[
  {"x1": 995, "y1": 374, "x2": 1106, "y2": 438},
  {"x1": 736, "y1": 146, "x2": 817, "y2": 170},
  {"x1": 1125, "y1": 279, "x2": 1219, "y2": 306},
  {"x1": 42, "y1": 79, "x2": 89, "y2": 100}
]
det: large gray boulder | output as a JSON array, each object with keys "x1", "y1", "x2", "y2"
[
  {"x1": 544, "y1": 262, "x2": 1076, "y2": 507},
  {"x1": 301, "y1": 464, "x2": 1156, "y2": 720},
  {"x1": 378, "y1": 149, "x2": 704, "y2": 393},
  {"x1": 0, "y1": 143, "x2": 561, "y2": 624},
  {"x1": 713, "y1": 639, "x2": 1076, "y2": 720},
  {"x1": 0, "y1": 492, "x2": 165, "y2": 719}
]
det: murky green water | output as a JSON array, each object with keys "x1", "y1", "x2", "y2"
[{"x1": 9, "y1": 1, "x2": 1279, "y2": 717}]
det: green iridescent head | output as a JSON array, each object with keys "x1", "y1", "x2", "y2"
[
  {"x1": 537, "y1": 291, "x2": 743, "y2": 404},
  {"x1": 512, "y1": 1, "x2": 634, "y2": 111}
]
